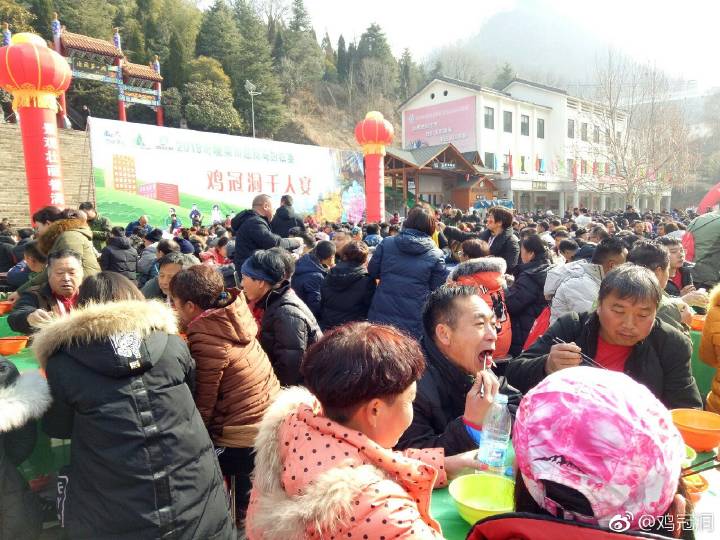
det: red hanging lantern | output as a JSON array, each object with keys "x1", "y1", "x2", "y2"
[
  {"x1": 0, "y1": 33, "x2": 72, "y2": 215},
  {"x1": 354, "y1": 111, "x2": 394, "y2": 222}
]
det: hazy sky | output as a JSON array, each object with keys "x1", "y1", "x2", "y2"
[{"x1": 304, "y1": 0, "x2": 720, "y2": 91}]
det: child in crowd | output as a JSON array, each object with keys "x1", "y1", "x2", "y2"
[{"x1": 6, "y1": 241, "x2": 46, "y2": 290}]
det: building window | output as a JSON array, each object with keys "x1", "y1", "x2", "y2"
[
  {"x1": 581, "y1": 122, "x2": 588, "y2": 142},
  {"x1": 605, "y1": 162, "x2": 610, "y2": 175},
  {"x1": 521, "y1": 115, "x2": 529, "y2": 136},
  {"x1": 581, "y1": 160, "x2": 587, "y2": 174},
  {"x1": 503, "y1": 111, "x2": 513, "y2": 133},
  {"x1": 520, "y1": 156, "x2": 526, "y2": 172},
  {"x1": 537, "y1": 118, "x2": 545, "y2": 139},
  {"x1": 503, "y1": 154, "x2": 511, "y2": 173},
  {"x1": 593, "y1": 125, "x2": 600, "y2": 144},
  {"x1": 567, "y1": 119, "x2": 575, "y2": 138},
  {"x1": 484, "y1": 152, "x2": 496, "y2": 170},
  {"x1": 567, "y1": 159, "x2": 574, "y2": 176},
  {"x1": 484, "y1": 107, "x2": 494, "y2": 129}
]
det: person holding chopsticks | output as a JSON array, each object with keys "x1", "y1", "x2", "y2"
[{"x1": 506, "y1": 263, "x2": 702, "y2": 411}]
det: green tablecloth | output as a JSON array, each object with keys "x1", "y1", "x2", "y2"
[
  {"x1": 431, "y1": 487, "x2": 471, "y2": 539},
  {"x1": 0, "y1": 314, "x2": 20, "y2": 338},
  {"x1": 690, "y1": 330, "x2": 715, "y2": 399}
]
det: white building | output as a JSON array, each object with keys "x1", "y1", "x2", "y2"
[{"x1": 399, "y1": 76, "x2": 671, "y2": 213}]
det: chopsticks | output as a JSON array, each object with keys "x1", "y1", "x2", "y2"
[
  {"x1": 681, "y1": 452, "x2": 719, "y2": 477},
  {"x1": 551, "y1": 337, "x2": 608, "y2": 370}
]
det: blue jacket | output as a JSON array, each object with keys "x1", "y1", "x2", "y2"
[
  {"x1": 291, "y1": 252, "x2": 328, "y2": 318},
  {"x1": 367, "y1": 228, "x2": 447, "y2": 337}
]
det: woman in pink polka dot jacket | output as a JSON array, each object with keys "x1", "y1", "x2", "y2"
[{"x1": 246, "y1": 322, "x2": 482, "y2": 539}]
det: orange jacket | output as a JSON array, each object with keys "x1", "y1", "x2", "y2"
[
  {"x1": 246, "y1": 387, "x2": 448, "y2": 539},
  {"x1": 699, "y1": 283, "x2": 720, "y2": 413}
]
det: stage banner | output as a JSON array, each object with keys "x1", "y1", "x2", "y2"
[{"x1": 88, "y1": 118, "x2": 365, "y2": 228}]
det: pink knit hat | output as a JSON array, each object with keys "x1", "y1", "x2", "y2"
[{"x1": 513, "y1": 367, "x2": 683, "y2": 530}]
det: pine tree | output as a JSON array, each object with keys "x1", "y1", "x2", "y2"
[
  {"x1": 230, "y1": 0, "x2": 285, "y2": 137},
  {"x1": 320, "y1": 31, "x2": 336, "y2": 82},
  {"x1": 288, "y1": 0, "x2": 311, "y2": 33},
  {"x1": 28, "y1": 0, "x2": 54, "y2": 39},
  {"x1": 356, "y1": 23, "x2": 394, "y2": 64},
  {"x1": 492, "y1": 62, "x2": 514, "y2": 91},
  {"x1": 164, "y1": 31, "x2": 187, "y2": 89},
  {"x1": 195, "y1": 0, "x2": 240, "y2": 66},
  {"x1": 336, "y1": 35, "x2": 347, "y2": 81},
  {"x1": 399, "y1": 48, "x2": 421, "y2": 102},
  {"x1": 271, "y1": 28, "x2": 285, "y2": 69}
]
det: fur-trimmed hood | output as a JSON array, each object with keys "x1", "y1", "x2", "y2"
[
  {"x1": 37, "y1": 218, "x2": 92, "y2": 256},
  {"x1": 32, "y1": 300, "x2": 178, "y2": 368},
  {"x1": 709, "y1": 282, "x2": 720, "y2": 308},
  {"x1": 247, "y1": 387, "x2": 443, "y2": 539},
  {"x1": 450, "y1": 256, "x2": 507, "y2": 281},
  {"x1": 0, "y1": 369, "x2": 51, "y2": 433}
]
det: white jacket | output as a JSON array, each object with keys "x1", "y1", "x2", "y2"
[{"x1": 549, "y1": 262, "x2": 604, "y2": 324}]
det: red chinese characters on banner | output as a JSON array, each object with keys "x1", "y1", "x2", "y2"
[{"x1": 206, "y1": 171, "x2": 312, "y2": 196}]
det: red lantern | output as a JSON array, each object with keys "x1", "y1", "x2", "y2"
[
  {"x1": 355, "y1": 112, "x2": 394, "y2": 223},
  {"x1": 0, "y1": 34, "x2": 72, "y2": 215}
]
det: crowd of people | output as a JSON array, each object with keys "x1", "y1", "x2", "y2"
[{"x1": 0, "y1": 194, "x2": 718, "y2": 539}]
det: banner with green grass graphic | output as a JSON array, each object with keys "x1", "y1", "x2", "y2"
[{"x1": 88, "y1": 118, "x2": 365, "y2": 229}]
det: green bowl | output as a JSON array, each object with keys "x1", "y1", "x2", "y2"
[{"x1": 448, "y1": 473, "x2": 515, "y2": 524}]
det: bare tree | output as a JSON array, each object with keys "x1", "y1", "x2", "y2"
[
  {"x1": 584, "y1": 51, "x2": 697, "y2": 207},
  {"x1": 429, "y1": 44, "x2": 485, "y2": 84}
]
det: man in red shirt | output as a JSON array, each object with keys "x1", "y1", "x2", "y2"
[{"x1": 507, "y1": 263, "x2": 702, "y2": 410}]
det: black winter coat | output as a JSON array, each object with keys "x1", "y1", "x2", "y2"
[
  {"x1": 7, "y1": 283, "x2": 54, "y2": 335},
  {"x1": 270, "y1": 205, "x2": 304, "y2": 238},
  {"x1": 0, "y1": 241, "x2": 15, "y2": 273},
  {"x1": 505, "y1": 258, "x2": 551, "y2": 356},
  {"x1": 0, "y1": 361, "x2": 50, "y2": 540},
  {"x1": 11, "y1": 238, "x2": 32, "y2": 263},
  {"x1": 479, "y1": 227, "x2": 520, "y2": 275},
  {"x1": 259, "y1": 282, "x2": 322, "y2": 386},
  {"x1": 367, "y1": 228, "x2": 447, "y2": 337},
  {"x1": 506, "y1": 312, "x2": 703, "y2": 410},
  {"x1": 396, "y1": 335, "x2": 521, "y2": 455},
  {"x1": 319, "y1": 261, "x2": 376, "y2": 330},
  {"x1": 290, "y1": 253, "x2": 327, "y2": 318},
  {"x1": 231, "y1": 210, "x2": 299, "y2": 269},
  {"x1": 35, "y1": 300, "x2": 234, "y2": 540},
  {"x1": 99, "y1": 236, "x2": 139, "y2": 282}
]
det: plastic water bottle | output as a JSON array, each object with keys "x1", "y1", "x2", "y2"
[{"x1": 476, "y1": 393, "x2": 512, "y2": 475}]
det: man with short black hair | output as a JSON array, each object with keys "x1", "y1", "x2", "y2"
[
  {"x1": 291, "y1": 240, "x2": 336, "y2": 317},
  {"x1": 508, "y1": 264, "x2": 702, "y2": 410},
  {"x1": 549, "y1": 237, "x2": 627, "y2": 323},
  {"x1": 231, "y1": 194, "x2": 302, "y2": 269},
  {"x1": 79, "y1": 201, "x2": 111, "y2": 251},
  {"x1": 9, "y1": 249, "x2": 83, "y2": 334},
  {"x1": 270, "y1": 194, "x2": 305, "y2": 238},
  {"x1": 142, "y1": 252, "x2": 199, "y2": 300},
  {"x1": 627, "y1": 240, "x2": 692, "y2": 332},
  {"x1": 397, "y1": 285, "x2": 513, "y2": 454}
]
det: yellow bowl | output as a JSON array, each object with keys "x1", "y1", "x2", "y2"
[{"x1": 448, "y1": 473, "x2": 515, "y2": 524}]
